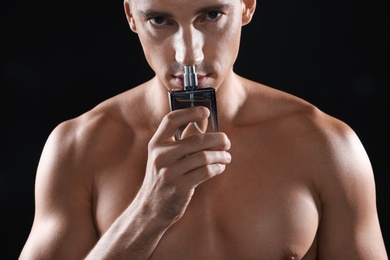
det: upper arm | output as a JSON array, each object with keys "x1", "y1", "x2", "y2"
[
  {"x1": 20, "y1": 121, "x2": 98, "y2": 259},
  {"x1": 315, "y1": 122, "x2": 387, "y2": 259}
]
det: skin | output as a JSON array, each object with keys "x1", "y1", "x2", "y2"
[{"x1": 20, "y1": 0, "x2": 387, "y2": 259}]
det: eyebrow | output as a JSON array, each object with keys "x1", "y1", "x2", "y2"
[
  {"x1": 196, "y1": 3, "x2": 232, "y2": 14},
  {"x1": 139, "y1": 3, "x2": 233, "y2": 18}
]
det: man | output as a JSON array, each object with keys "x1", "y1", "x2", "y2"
[{"x1": 20, "y1": 0, "x2": 387, "y2": 259}]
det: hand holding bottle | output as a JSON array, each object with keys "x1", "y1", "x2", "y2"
[{"x1": 137, "y1": 106, "x2": 231, "y2": 226}]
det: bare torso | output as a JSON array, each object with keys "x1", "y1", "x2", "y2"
[
  {"x1": 20, "y1": 74, "x2": 387, "y2": 259},
  {"x1": 94, "y1": 134, "x2": 319, "y2": 259},
  {"x1": 90, "y1": 76, "x2": 322, "y2": 259}
]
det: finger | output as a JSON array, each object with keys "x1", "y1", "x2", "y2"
[
  {"x1": 173, "y1": 132, "x2": 231, "y2": 160},
  {"x1": 169, "y1": 150, "x2": 231, "y2": 189},
  {"x1": 152, "y1": 107, "x2": 210, "y2": 143},
  {"x1": 184, "y1": 163, "x2": 228, "y2": 189},
  {"x1": 174, "y1": 150, "x2": 232, "y2": 175}
]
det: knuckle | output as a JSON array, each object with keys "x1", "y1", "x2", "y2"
[
  {"x1": 189, "y1": 133, "x2": 205, "y2": 146},
  {"x1": 148, "y1": 145, "x2": 167, "y2": 169},
  {"x1": 163, "y1": 112, "x2": 176, "y2": 125},
  {"x1": 203, "y1": 163, "x2": 225, "y2": 178},
  {"x1": 197, "y1": 150, "x2": 209, "y2": 164},
  {"x1": 158, "y1": 166, "x2": 171, "y2": 178},
  {"x1": 148, "y1": 138, "x2": 156, "y2": 151},
  {"x1": 157, "y1": 113, "x2": 175, "y2": 133}
]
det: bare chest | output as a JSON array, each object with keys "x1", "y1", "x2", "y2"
[
  {"x1": 93, "y1": 152, "x2": 320, "y2": 259},
  {"x1": 151, "y1": 154, "x2": 320, "y2": 258},
  {"x1": 92, "y1": 124, "x2": 322, "y2": 258}
]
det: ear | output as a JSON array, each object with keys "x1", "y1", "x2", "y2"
[
  {"x1": 124, "y1": 0, "x2": 137, "y2": 32},
  {"x1": 241, "y1": 0, "x2": 256, "y2": 26}
]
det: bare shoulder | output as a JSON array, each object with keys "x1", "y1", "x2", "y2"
[
  {"x1": 241, "y1": 78, "x2": 369, "y2": 176},
  {"x1": 240, "y1": 78, "x2": 387, "y2": 258},
  {"x1": 239, "y1": 77, "x2": 375, "y2": 205},
  {"x1": 43, "y1": 92, "x2": 136, "y2": 174},
  {"x1": 20, "y1": 85, "x2": 148, "y2": 259}
]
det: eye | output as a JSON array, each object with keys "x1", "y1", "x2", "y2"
[
  {"x1": 149, "y1": 16, "x2": 166, "y2": 26},
  {"x1": 206, "y1": 11, "x2": 222, "y2": 20}
]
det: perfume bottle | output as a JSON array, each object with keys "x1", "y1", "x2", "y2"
[{"x1": 169, "y1": 65, "x2": 218, "y2": 140}]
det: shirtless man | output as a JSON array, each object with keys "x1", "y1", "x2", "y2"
[{"x1": 20, "y1": 0, "x2": 387, "y2": 259}]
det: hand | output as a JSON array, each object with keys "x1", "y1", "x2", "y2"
[{"x1": 137, "y1": 106, "x2": 231, "y2": 226}]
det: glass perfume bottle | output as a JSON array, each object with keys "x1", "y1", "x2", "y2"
[{"x1": 169, "y1": 65, "x2": 219, "y2": 140}]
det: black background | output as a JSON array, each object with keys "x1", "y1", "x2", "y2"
[{"x1": 2, "y1": 0, "x2": 389, "y2": 258}]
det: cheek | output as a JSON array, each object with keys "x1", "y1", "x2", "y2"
[
  {"x1": 138, "y1": 32, "x2": 175, "y2": 72},
  {"x1": 205, "y1": 22, "x2": 241, "y2": 69}
]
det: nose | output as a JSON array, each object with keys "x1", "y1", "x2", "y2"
[{"x1": 174, "y1": 26, "x2": 204, "y2": 66}]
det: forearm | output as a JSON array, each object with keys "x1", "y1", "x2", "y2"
[{"x1": 85, "y1": 197, "x2": 170, "y2": 260}]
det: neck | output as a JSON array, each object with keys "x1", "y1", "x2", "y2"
[
  {"x1": 215, "y1": 71, "x2": 246, "y2": 125},
  {"x1": 143, "y1": 77, "x2": 172, "y2": 129}
]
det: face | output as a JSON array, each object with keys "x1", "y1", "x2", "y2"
[{"x1": 125, "y1": 0, "x2": 255, "y2": 90}]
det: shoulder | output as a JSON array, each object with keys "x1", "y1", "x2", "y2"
[
  {"x1": 21, "y1": 90, "x2": 144, "y2": 259},
  {"x1": 241, "y1": 79, "x2": 373, "y2": 186},
  {"x1": 236, "y1": 78, "x2": 387, "y2": 257},
  {"x1": 30, "y1": 88, "x2": 143, "y2": 231},
  {"x1": 39, "y1": 88, "x2": 146, "y2": 179},
  {"x1": 251, "y1": 87, "x2": 388, "y2": 258},
  {"x1": 61, "y1": 98, "x2": 136, "y2": 158}
]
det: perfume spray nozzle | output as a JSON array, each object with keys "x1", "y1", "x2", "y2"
[{"x1": 183, "y1": 65, "x2": 198, "y2": 90}]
